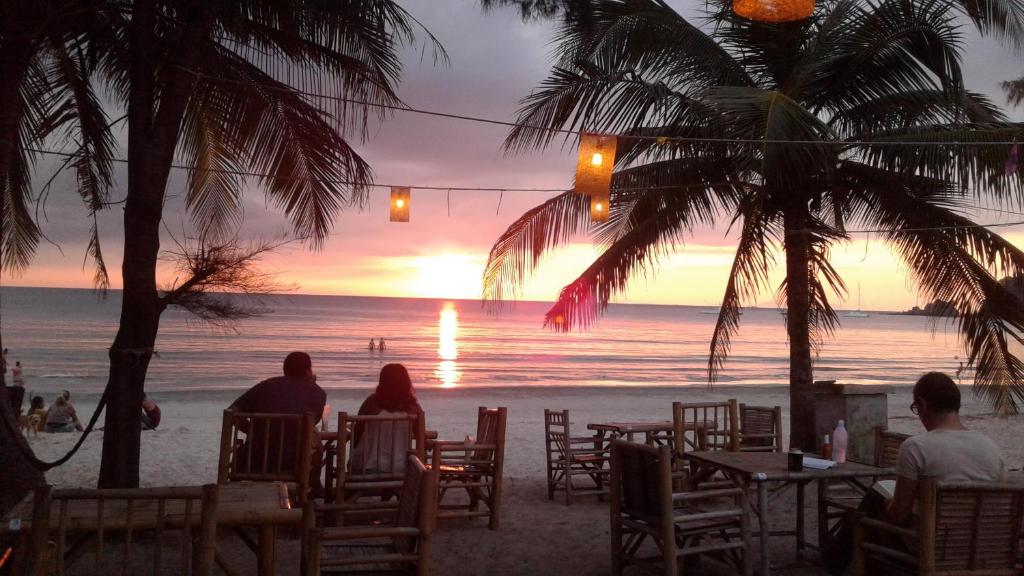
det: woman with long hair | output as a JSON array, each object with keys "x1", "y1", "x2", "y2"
[
  {"x1": 354, "y1": 363, "x2": 421, "y2": 441},
  {"x1": 351, "y1": 363, "x2": 424, "y2": 475}
]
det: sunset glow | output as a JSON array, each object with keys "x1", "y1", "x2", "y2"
[
  {"x1": 412, "y1": 254, "x2": 483, "y2": 299},
  {"x1": 435, "y1": 302, "x2": 460, "y2": 387}
]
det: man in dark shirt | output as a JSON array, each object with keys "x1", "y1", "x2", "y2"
[
  {"x1": 228, "y1": 352, "x2": 327, "y2": 483},
  {"x1": 229, "y1": 351, "x2": 326, "y2": 420}
]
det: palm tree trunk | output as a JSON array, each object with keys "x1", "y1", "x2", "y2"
[
  {"x1": 97, "y1": 0, "x2": 209, "y2": 488},
  {"x1": 783, "y1": 201, "x2": 816, "y2": 451}
]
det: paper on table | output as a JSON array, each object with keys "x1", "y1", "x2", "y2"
[
  {"x1": 803, "y1": 456, "x2": 837, "y2": 470},
  {"x1": 872, "y1": 479, "x2": 896, "y2": 499}
]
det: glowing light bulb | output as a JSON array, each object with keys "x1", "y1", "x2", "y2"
[
  {"x1": 591, "y1": 152, "x2": 603, "y2": 166},
  {"x1": 395, "y1": 199, "x2": 405, "y2": 208},
  {"x1": 595, "y1": 202, "x2": 604, "y2": 211}
]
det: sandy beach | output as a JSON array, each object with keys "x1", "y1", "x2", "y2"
[{"x1": 21, "y1": 384, "x2": 1023, "y2": 575}]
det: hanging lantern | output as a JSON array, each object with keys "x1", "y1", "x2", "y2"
[
  {"x1": 733, "y1": 0, "x2": 814, "y2": 22},
  {"x1": 390, "y1": 187, "x2": 410, "y2": 222},
  {"x1": 590, "y1": 193, "x2": 609, "y2": 222},
  {"x1": 575, "y1": 134, "x2": 617, "y2": 197},
  {"x1": 575, "y1": 133, "x2": 617, "y2": 222}
]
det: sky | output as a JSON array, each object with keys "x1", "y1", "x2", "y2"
[{"x1": 10, "y1": 0, "x2": 1024, "y2": 311}]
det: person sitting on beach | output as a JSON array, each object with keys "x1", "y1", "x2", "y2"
[
  {"x1": 230, "y1": 352, "x2": 326, "y2": 419},
  {"x1": 351, "y1": 363, "x2": 423, "y2": 475},
  {"x1": 27, "y1": 395, "x2": 47, "y2": 433},
  {"x1": 46, "y1": 393, "x2": 83, "y2": 433},
  {"x1": 229, "y1": 352, "x2": 327, "y2": 480},
  {"x1": 141, "y1": 395, "x2": 161, "y2": 430},
  {"x1": 886, "y1": 371, "x2": 1004, "y2": 525}
]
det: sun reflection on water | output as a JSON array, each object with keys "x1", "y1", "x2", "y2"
[{"x1": 435, "y1": 303, "x2": 461, "y2": 387}]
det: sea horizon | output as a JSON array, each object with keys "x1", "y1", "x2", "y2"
[{"x1": 0, "y1": 286, "x2": 967, "y2": 395}]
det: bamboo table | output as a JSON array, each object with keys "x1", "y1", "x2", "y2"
[
  {"x1": 684, "y1": 451, "x2": 891, "y2": 576},
  {"x1": 587, "y1": 420, "x2": 709, "y2": 447},
  {"x1": 4, "y1": 482, "x2": 301, "y2": 576}
]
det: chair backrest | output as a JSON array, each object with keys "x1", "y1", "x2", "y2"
[
  {"x1": 610, "y1": 440, "x2": 671, "y2": 523},
  {"x1": 873, "y1": 427, "x2": 910, "y2": 468},
  {"x1": 393, "y1": 455, "x2": 439, "y2": 553},
  {"x1": 472, "y1": 406, "x2": 507, "y2": 463},
  {"x1": 337, "y1": 411, "x2": 426, "y2": 482},
  {"x1": 920, "y1": 479, "x2": 1024, "y2": 573},
  {"x1": 27, "y1": 484, "x2": 218, "y2": 576},
  {"x1": 217, "y1": 410, "x2": 315, "y2": 502},
  {"x1": 672, "y1": 400, "x2": 739, "y2": 457},
  {"x1": 544, "y1": 409, "x2": 571, "y2": 458},
  {"x1": 739, "y1": 404, "x2": 782, "y2": 452}
]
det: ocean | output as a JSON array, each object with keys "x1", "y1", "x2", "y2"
[{"x1": 0, "y1": 286, "x2": 965, "y2": 394}]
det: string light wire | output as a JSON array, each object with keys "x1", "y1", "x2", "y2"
[
  {"x1": 24, "y1": 146, "x2": 1024, "y2": 234},
  {"x1": 177, "y1": 67, "x2": 1024, "y2": 148}
]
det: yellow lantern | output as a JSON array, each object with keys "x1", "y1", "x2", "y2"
[
  {"x1": 733, "y1": 0, "x2": 814, "y2": 22},
  {"x1": 390, "y1": 187, "x2": 410, "y2": 222},
  {"x1": 591, "y1": 193, "x2": 609, "y2": 222},
  {"x1": 575, "y1": 134, "x2": 616, "y2": 197},
  {"x1": 575, "y1": 133, "x2": 617, "y2": 222}
]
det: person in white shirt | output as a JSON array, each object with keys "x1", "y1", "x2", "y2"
[
  {"x1": 886, "y1": 371, "x2": 1004, "y2": 525},
  {"x1": 825, "y1": 371, "x2": 1005, "y2": 574}
]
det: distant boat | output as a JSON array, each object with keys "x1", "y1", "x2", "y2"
[
  {"x1": 845, "y1": 284, "x2": 870, "y2": 318},
  {"x1": 699, "y1": 307, "x2": 742, "y2": 315}
]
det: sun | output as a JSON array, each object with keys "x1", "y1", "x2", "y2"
[{"x1": 412, "y1": 254, "x2": 484, "y2": 299}]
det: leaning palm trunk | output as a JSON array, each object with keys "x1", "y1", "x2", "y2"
[{"x1": 99, "y1": 0, "x2": 214, "y2": 487}]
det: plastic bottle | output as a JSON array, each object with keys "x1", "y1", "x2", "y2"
[
  {"x1": 821, "y1": 433, "x2": 833, "y2": 460},
  {"x1": 833, "y1": 420, "x2": 848, "y2": 464}
]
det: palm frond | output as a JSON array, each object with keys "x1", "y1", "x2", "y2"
[
  {"x1": 1003, "y1": 77, "x2": 1024, "y2": 106},
  {"x1": 849, "y1": 163, "x2": 1024, "y2": 413},
  {"x1": 709, "y1": 204, "x2": 775, "y2": 382},
  {"x1": 858, "y1": 123, "x2": 1024, "y2": 202},
  {"x1": 192, "y1": 48, "x2": 375, "y2": 246},
  {"x1": 482, "y1": 191, "x2": 591, "y2": 306},
  {"x1": 542, "y1": 181, "x2": 735, "y2": 331},
  {"x1": 952, "y1": 0, "x2": 1024, "y2": 51}
]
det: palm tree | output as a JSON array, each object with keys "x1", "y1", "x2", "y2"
[
  {"x1": 483, "y1": 0, "x2": 1024, "y2": 450},
  {"x1": 1, "y1": 0, "x2": 443, "y2": 488},
  {"x1": 0, "y1": 0, "x2": 115, "y2": 504}
]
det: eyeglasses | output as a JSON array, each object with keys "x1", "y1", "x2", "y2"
[{"x1": 910, "y1": 401, "x2": 920, "y2": 415}]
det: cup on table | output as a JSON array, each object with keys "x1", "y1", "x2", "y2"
[{"x1": 787, "y1": 449, "x2": 803, "y2": 472}]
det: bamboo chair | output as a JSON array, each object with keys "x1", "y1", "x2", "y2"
[
  {"x1": 853, "y1": 479, "x2": 1024, "y2": 575},
  {"x1": 671, "y1": 400, "x2": 739, "y2": 455},
  {"x1": 820, "y1": 427, "x2": 910, "y2": 545},
  {"x1": 430, "y1": 407, "x2": 507, "y2": 529},
  {"x1": 609, "y1": 440, "x2": 752, "y2": 576},
  {"x1": 334, "y1": 411, "x2": 427, "y2": 510},
  {"x1": 304, "y1": 454, "x2": 438, "y2": 575},
  {"x1": 672, "y1": 400, "x2": 738, "y2": 487},
  {"x1": 17, "y1": 484, "x2": 218, "y2": 576},
  {"x1": 217, "y1": 410, "x2": 317, "y2": 505},
  {"x1": 544, "y1": 409, "x2": 610, "y2": 505},
  {"x1": 737, "y1": 404, "x2": 783, "y2": 453}
]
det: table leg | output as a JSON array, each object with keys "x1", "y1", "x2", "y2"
[
  {"x1": 796, "y1": 481, "x2": 805, "y2": 554},
  {"x1": 258, "y1": 525, "x2": 275, "y2": 576},
  {"x1": 758, "y1": 480, "x2": 770, "y2": 576},
  {"x1": 817, "y1": 478, "x2": 828, "y2": 550}
]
